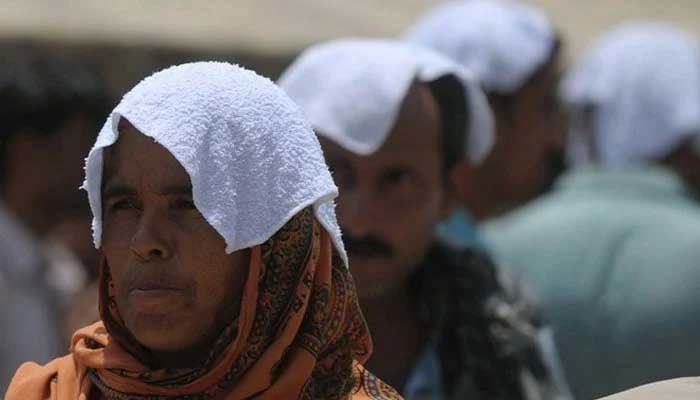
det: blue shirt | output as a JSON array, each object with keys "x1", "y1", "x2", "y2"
[
  {"x1": 482, "y1": 166, "x2": 700, "y2": 399},
  {"x1": 436, "y1": 208, "x2": 482, "y2": 249},
  {"x1": 404, "y1": 341, "x2": 446, "y2": 400}
]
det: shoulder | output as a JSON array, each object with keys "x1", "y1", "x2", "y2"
[
  {"x1": 5, "y1": 355, "x2": 76, "y2": 400},
  {"x1": 431, "y1": 244, "x2": 566, "y2": 397},
  {"x1": 599, "y1": 377, "x2": 700, "y2": 400},
  {"x1": 605, "y1": 208, "x2": 700, "y2": 291},
  {"x1": 429, "y1": 244, "x2": 541, "y2": 349},
  {"x1": 480, "y1": 192, "x2": 570, "y2": 237},
  {"x1": 437, "y1": 243, "x2": 541, "y2": 322}
]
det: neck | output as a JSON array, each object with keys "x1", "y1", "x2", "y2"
[
  {"x1": 360, "y1": 281, "x2": 426, "y2": 391},
  {"x1": 463, "y1": 187, "x2": 498, "y2": 222},
  {"x1": 463, "y1": 172, "x2": 517, "y2": 221},
  {"x1": 148, "y1": 299, "x2": 241, "y2": 370}
]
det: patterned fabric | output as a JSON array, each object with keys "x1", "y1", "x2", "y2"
[
  {"x1": 411, "y1": 242, "x2": 567, "y2": 400},
  {"x1": 5, "y1": 208, "x2": 403, "y2": 400}
]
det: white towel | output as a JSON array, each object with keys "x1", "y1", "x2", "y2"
[
  {"x1": 82, "y1": 62, "x2": 347, "y2": 265},
  {"x1": 404, "y1": 0, "x2": 555, "y2": 95},
  {"x1": 561, "y1": 22, "x2": 700, "y2": 166},
  {"x1": 278, "y1": 38, "x2": 494, "y2": 164}
]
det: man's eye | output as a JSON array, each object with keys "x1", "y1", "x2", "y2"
[
  {"x1": 111, "y1": 198, "x2": 138, "y2": 211},
  {"x1": 383, "y1": 169, "x2": 413, "y2": 185}
]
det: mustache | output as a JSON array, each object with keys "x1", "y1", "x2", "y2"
[{"x1": 343, "y1": 234, "x2": 394, "y2": 258}]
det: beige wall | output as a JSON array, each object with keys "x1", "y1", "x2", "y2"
[
  {"x1": 0, "y1": 1, "x2": 697, "y2": 60},
  {"x1": 531, "y1": 0, "x2": 700, "y2": 61}
]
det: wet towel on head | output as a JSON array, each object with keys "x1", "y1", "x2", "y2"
[
  {"x1": 278, "y1": 38, "x2": 494, "y2": 163},
  {"x1": 82, "y1": 61, "x2": 347, "y2": 265},
  {"x1": 6, "y1": 62, "x2": 404, "y2": 400},
  {"x1": 561, "y1": 22, "x2": 700, "y2": 167},
  {"x1": 404, "y1": 0, "x2": 556, "y2": 94}
]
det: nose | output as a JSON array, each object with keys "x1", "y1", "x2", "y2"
[
  {"x1": 129, "y1": 209, "x2": 173, "y2": 262},
  {"x1": 337, "y1": 188, "x2": 377, "y2": 238}
]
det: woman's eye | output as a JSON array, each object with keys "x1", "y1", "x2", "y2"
[
  {"x1": 173, "y1": 198, "x2": 197, "y2": 210},
  {"x1": 383, "y1": 168, "x2": 413, "y2": 186}
]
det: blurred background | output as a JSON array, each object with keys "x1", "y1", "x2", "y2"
[
  {"x1": 2, "y1": 0, "x2": 699, "y2": 90},
  {"x1": 1, "y1": 1, "x2": 700, "y2": 398}
]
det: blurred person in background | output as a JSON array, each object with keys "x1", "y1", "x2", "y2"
[
  {"x1": 280, "y1": 38, "x2": 569, "y2": 400},
  {"x1": 481, "y1": 23, "x2": 700, "y2": 399},
  {"x1": 7, "y1": 61, "x2": 402, "y2": 400},
  {"x1": 405, "y1": 0, "x2": 568, "y2": 247},
  {"x1": 0, "y1": 54, "x2": 110, "y2": 394}
]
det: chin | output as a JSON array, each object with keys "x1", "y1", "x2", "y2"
[
  {"x1": 133, "y1": 330, "x2": 199, "y2": 353},
  {"x1": 127, "y1": 315, "x2": 200, "y2": 352}
]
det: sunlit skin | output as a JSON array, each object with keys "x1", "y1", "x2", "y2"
[
  {"x1": 321, "y1": 83, "x2": 461, "y2": 389},
  {"x1": 465, "y1": 53, "x2": 568, "y2": 219},
  {"x1": 100, "y1": 121, "x2": 249, "y2": 368}
]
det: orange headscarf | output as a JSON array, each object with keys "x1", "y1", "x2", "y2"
[{"x1": 6, "y1": 208, "x2": 402, "y2": 400}]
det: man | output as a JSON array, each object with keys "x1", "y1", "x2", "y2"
[
  {"x1": 0, "y1": 55, "x2": 110, "y2": 394},
  {"x1": 482, "y1": 23, "x2": 700, "y2": 399},
  {"x1": 7, "y1": 62, "x2": 401, "y2": 399},
  {"x1": 405, "y1": 0, "x2": 567, "y2": 245},
  {"x1": 279, "y1": 39, "x2": 568, "y2": 400}
]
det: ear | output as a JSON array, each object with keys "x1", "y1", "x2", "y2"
[{"x1": 439, "y1": 161, "x2": 472, "y2": 221}]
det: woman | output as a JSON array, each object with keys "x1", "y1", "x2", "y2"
[{"x1": 6, "y1": 62, "x2": 401, "y2": 399}]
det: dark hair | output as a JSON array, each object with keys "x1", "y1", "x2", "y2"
[
  {"x1": 428, "y1": 74, "x2": 469, "y2": 175},
  {"x1": 0, "y1": 54, "x2": 111, "y2": 181}
]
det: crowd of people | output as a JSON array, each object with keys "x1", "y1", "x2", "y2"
[{"x1": 1, "y1": 0, "x2": 700, "y2": 399}]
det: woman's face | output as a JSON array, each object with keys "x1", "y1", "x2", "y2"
[{"x1": 101, "y1": 121, "x2": 249, "y2": 356}]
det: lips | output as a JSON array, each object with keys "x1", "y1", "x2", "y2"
[
  {"x1": 125, "y1": 275, "x2": 191, "y2": 315},
  {"x1": 132, "y1": 280, "x2": 185, "y2": 291}
]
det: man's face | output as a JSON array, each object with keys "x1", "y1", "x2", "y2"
[
  {"x1": 475, "y1": 55, "x2": 568, "y2": 217},
  {"x1": 322, "y1": 84, "x2": 456, "y2": 300},
  {"x1": 101, "y1": 122, "x2": 249, "y2": 353}
]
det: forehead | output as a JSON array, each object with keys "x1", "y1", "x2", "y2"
[
  {"x1": 323, "y1": 83, "x2": 442, "y2": 166},
  {"x1": 102, "y1": 121, "x2": 191, "y2": 189}
]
